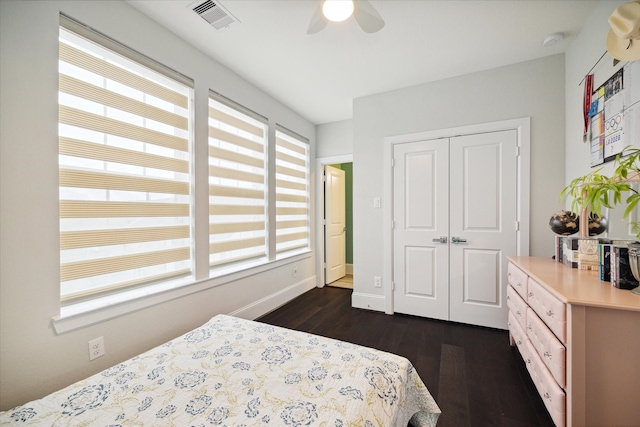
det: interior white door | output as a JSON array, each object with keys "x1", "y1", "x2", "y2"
[
  {"x1": 392, "y1": 139, "x2": 450, "y2": 320},
  {"x1": 391, "y1": 130, "x2": 518, "y2": 329},
  {"x1": 448, "y1": 130, "x2": 517, "y2": 329},
  {"x1": 325, "y1": 165, "x2": 346, "y2": 284}
]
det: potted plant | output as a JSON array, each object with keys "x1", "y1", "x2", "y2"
[
  {"x1": 560, "y1": 146, "x2": 640, "y2": 294},
  {"x1": 560, "y1": 146, "x2": 640, "y2": 237},
  {"x1": 559, "y1": 168, "x2": 628, "y2": 238},
  {"x1": 612, "y1": 146, "x2": 640, "y2": 219}
]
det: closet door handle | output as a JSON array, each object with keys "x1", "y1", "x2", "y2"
[
  {"x1": 432, "y1": 236, "x2": 447, "y2": 243},
  {"x1": 452, "y1": 237, "x2": 467, "y2": 243}
]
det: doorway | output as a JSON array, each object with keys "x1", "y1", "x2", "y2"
[
  {"x1": 392, "y1": 131, "x2": 518, "y2": 329},
  {"x1": 315, "y1": 155, "x2": 353, "y2": 289},
  {"x1": 382, "y1": 118, "x2": 530, "y2": 329}
]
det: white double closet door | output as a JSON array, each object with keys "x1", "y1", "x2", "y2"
[{"x1": 392, "y1": 130, "x2": 517, "y2": 329}]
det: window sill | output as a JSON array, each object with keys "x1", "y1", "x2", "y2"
[{"x1": 52, "y1": 251, "x2": 312, "y2": 334}]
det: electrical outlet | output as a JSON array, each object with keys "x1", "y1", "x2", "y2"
[
  {"x1": 292, "y1": 265, "x2": 298, "y2": 278},
  {"x1": 374, "y1": 276, "x2": 382, "y2": 288},
  {"x1": 88, "y1": 336, "x2": 105, "y2": 361}
]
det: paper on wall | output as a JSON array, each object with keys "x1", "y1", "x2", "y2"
[{"x1": 624, "y1": 61, "x2": 640, "y2": 108}]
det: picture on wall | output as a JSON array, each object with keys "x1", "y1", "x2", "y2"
[
  {"x1": 589, "y1": 68, "x2": 623, "y2": 166},
  {"x1": 588, "y1": 64, "x2": 640, "y2": 167}
]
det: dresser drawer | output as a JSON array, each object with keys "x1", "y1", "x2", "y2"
[
  {"x1": 508, "y1": 310, "x2": 528, "y2": 354},
  {"x1": 507, "y1": 285, "x2": 527, "y2": 331},
  {"x1": 526, "y1": 307, "x2": 566, "y2": 389},
  {"x1": 527, "y1": 278, "x2": 567, "y2": 343},
  {"x1": 508, "y1": 262, "x2": 528, "y2": 300},
  {"x1": 524, "y1": 340, "x2": 566, "y2": 427}
]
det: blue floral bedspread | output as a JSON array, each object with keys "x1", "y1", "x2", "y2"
[{"x1": 1, "y1": 315, "x2": 440, "y2": 426}]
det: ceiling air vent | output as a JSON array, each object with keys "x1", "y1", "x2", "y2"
[{"x1": 190, "y1": 0, "x2": 239, "y2": 30}]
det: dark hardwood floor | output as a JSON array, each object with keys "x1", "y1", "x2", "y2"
[{"x1": 256, "y1": 286, "x2": 555, "y2": 427}]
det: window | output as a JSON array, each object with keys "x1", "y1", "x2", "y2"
[
  {"x1": 275, "y1": 127, "x2": 310, "y2": 255},
  {"x1": 58, "y1": 18, "x2": 193, "y2": 303},
  {"x1": 56, "y1": 16, "x2": 311, "y2": 317},
  {"x1": 208, "y1": 93, "x2": 268, "y2": 272}
]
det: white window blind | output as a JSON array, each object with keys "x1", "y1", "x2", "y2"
[
  {"x1": 208, "y1": 93, "x2": 268, "y2": 270},
  {"x1": 275, "y1": 127, "x2": 310, "y2": 254},
  {"x1": 58, "y1": 22, "x2": 193, "y2": 303}
]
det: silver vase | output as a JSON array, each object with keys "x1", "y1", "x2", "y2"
[{"x1": 627, "y1": 243, "x2": 640, "y2": 295}]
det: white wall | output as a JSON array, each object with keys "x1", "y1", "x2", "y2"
[
  {"x1": 316, "y1": 119, "x2": 353, "y2": 158},
  {"x1": 351, "y1": 54, "x2": 566, "y2": 304},
  {"x1": 0, "y1": 0, "x2": 316, "y2": 410}
]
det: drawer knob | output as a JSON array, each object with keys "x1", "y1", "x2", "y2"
[
  {"x1": 546, "y1": 309, "x2": 554, "y2": 318},
  {"x1": 544, "y1": 392, "x2": 551, "y2": 402},
  {"x1": 544, "y1": 351, "x2": 552, "y2": 360},
  {"x1": 528, "y1": 292, "x2": 533, "y2": 298}
]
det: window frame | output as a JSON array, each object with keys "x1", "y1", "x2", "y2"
[
  {"x1": 58, "y1": 16, "x2": 195, "y2": 306},
  {"x1": 208, "y1": 91, "x2": 270, "y2": 276},
  {"x1": 53, "y1": 15, "x2": 313, "y2": 334},
  {"x1": 274, "y1": 125, "x2": 312, "y2": 257}
]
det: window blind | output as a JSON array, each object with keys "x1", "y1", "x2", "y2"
[
  {"x1": 275, "y1": 127, "x2": 310, "y2": 254},
  {"x1": 208, "y1": 93, "x2": 268, "y2": 269},
  {"x1": 59, "y1": 25, "x2": 193, "y2": 303}
]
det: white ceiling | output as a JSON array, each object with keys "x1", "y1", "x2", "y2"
[{"x1": 127, "y1": 0, "x2": 602, "y2": 125}]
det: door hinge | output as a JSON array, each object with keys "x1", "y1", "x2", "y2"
[
  {"x1": 391, "y1": 220, "x2": 395, "y2": 229},
  {"x1": 515, "y1": 146, "x2": 520, "y2": 157},
  {"x1": 391, "y1": 158, "x2": 395, "y2": 168},
  {"x1": 515, "y1": 220, "x2": 520, "y2": 231},
  {"x1": 391, "y1": 281, "x2": 395, "y2": 291}
]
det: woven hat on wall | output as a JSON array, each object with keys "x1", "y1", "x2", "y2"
[{"x1": 607, "y1": 1, "x2": 640, "y2": 61}]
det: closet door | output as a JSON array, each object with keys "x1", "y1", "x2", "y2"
[
  {"x1": 392, "y1": 138, "x2": 449, "y2": 320},
  {"x1": 391, "y1": 130, "x2": 518, "y2": 329},
  {"x1": 449, "y1": 130, "x2": 517, "y2": 329}
]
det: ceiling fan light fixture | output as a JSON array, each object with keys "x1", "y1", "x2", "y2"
[{"x1": 322, "y1": 0, "x2": 354, "y2": 22}]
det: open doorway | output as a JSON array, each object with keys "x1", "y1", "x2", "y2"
[
  {"x1": 325, "y1": 163, "x2": 353, "y2": 289},
  {"x1": 315, "y1": 155, "x2": 353, "y2": 289}
]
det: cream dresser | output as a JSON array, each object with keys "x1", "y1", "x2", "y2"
[{"x1": 507, "y1": 256, "x2": 640, "y2": 427}]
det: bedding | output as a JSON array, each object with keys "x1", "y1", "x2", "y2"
[{"x1": 1, "y1": 314, "x2": 440, "y2": 426}]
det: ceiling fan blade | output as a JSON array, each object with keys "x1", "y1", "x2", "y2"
[
  {"x1": 307, "y1": 2, "x2": 328, "y2": 34},
  {"x1": 353, "y1": 0, "x2": 385, "y2": 33}
]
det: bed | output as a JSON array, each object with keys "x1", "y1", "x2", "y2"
[{"x1": 1, "y1": 315, "x2": 440, "y2": 426}]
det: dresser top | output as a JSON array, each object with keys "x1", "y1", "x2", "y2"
[{"x1": 508, "y1": 256, "x2": 640, "y2": 311}]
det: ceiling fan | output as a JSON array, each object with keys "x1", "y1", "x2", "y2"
[{"x1": 307, "y1": 0, "x2": 385, "y2": 34}]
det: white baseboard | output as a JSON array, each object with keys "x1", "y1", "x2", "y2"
[
  {"x1": 351, "y1": 291, "x2": 385, "y2": 312},
  {"x1": 229, "y1": 276, "x2": 317, "y2": 320},
  {"x1": 346, "y1": 264, "x2": 353, "y2": 275}
]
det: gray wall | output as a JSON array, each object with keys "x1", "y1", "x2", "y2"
[
  {"x1": 566, "y1": 1, "x2": 624, "y2": 182},
  {"x1": 0, "y1": 0, "x2": 316, "y2": 410},
  {"x1": 1, "y1": 0, "x2": 623, "y2": 412},
  {"x1": 314, "y1": 1, "x2": 631, "y2": 303},
  {"x1": 317, "y1": 119, "x2": 354, "y2": 158},
  {"x1": 351, "y1": 54, "x2": 566, "y2": 301}
]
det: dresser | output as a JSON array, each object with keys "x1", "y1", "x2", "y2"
[{"x1": 507, "y1": 256, "x2": 640, "y2": 427}]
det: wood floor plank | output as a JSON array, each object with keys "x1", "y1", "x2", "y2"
[{"x1": 437, "y1": 344, "x2": 471, "y2": 427}]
